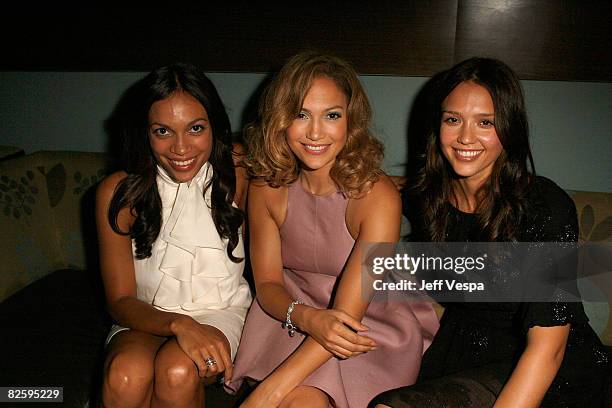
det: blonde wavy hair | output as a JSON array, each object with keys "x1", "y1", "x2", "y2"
[{"x1": 245, "y1": 51, "x2": 384, "y2": 197}]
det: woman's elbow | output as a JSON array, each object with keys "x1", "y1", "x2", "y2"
[
  {"x1": 551, "y1": 343, "x2": 567, "y2": 368},
  {"x1": 106, "y1": 295, "x2": 133, "y2": 321},
  {"x1": 527, "y1": 324, "x2": 570, "y2": 369}
]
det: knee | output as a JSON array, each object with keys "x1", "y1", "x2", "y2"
[
  {"x1": 286, "y1": 400, "x2": 329, "y2": 408},
  {"x1": 282, "y1": 391, "x2": 330, "y2": 408},
  {"x1": 103, "y1": 351, "x2": 154, "y2": 406},
  {"x1": 156, "y1": 360, "x2": 200, "y2": 389},
  {"x1": 154, "y1": 357, "x2": 201, "y2": 402}
]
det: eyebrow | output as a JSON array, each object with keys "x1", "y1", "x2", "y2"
[
  {"x1": 442, "y1": 110, "x2": 494, "y2": 116},
  {"x1": 149, "y1": 117, "x2": 209, "y2": 128},
  {"x1": 300, "y1": 105, "x2": 345, "y2": 113}
]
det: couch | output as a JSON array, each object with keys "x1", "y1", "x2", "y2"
[{"x1": 0, "y1": 150, "x2": 610, "y2": 406}]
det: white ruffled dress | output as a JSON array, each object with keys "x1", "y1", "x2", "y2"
[{"x1": 106, "y1": 162, "x2": 252, "y2": 358}]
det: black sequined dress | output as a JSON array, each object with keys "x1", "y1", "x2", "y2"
[{"x1": 371, "y1": 177, "x2": 608, "y2": 407}]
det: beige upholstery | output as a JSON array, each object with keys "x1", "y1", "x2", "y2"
[
  {"x1": 0, "y1": 151, "x2": 108, "y2": 301},
  {"x1": 569, "y1": 190, "x2": 612, "y2": 346}
]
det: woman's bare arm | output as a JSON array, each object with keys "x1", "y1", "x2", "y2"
[{"x1": 493, "y1": 325, "x2": 569, "y2": 408}]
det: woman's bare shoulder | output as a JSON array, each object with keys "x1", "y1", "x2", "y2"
[
  {"x1": 248, "y1": 179, "x2": 289, "y2": 225},
  {"x1": 346, "y1": 173, "x2": 401, "y2": 237},
  {"x1": 95, "y1": 171, "x2": 135, "y2": 231},
  {"x1": 356, "y1": 173, "x2": 401, "y2": 208},
  {"x1": 97, "y1": 171, "x2": 128, "y2": 203},
  {"x1": 248, "y1": 178, "x2": 287, "y2": 199}
]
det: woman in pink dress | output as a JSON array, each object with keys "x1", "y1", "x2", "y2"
[{"x1": 226, "y1": 52, "x2": 439, "y2": 408}]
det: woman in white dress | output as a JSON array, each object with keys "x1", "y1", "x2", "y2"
[{"x1": 96, "y1": 63, "x2": 252, "y2": 408}]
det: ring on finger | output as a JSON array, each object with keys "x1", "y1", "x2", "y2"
[{"x1": 204, "y1": 356, "x2": 217, "y2": 368}]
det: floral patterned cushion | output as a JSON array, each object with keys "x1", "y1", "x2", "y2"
[
  {"x1": 569, "y1": 190, "x2": 612, "y2": 346},
  {"x1": 0, "y1": 151, "x2": 109, "y2": 302}
]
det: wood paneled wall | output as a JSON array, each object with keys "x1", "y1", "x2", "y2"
[
  {"x1": 454, "y1": 0, "x2": 612, "y2": 81},
  {"x1": 3, "y1": 1, "x2": 610, "y2": 81}
]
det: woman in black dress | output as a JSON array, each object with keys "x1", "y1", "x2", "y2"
[{"x1": 371, "y1": 57, "x2": 608, "y2": 407}]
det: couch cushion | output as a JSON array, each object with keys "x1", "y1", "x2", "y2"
[
  {"x1": 0, "y1": 153, "x2": 59, "y2": 300},
  {"x1": 37, "y1": 151, "x2": 110, "y2": 271},
  {"x1": 0, "y1": 268, "x2": 111, "y2": 407},
  {"x1": 569, "y1": 190, "x2": 612, "y2": 346},
  {"x1": 0, "y1": 151, "x2": 111, "y2": 301}
]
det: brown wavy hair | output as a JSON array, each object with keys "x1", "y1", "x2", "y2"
[
  {"x1": 408, "y1": 57, "x2": 535, "y2": 242},
  {"x1": 245, "y1": 51, "x2": 383, "y2": 197}
]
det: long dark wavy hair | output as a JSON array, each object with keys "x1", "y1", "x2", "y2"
[
  {"x1": 108, "y1": 63, "x2": 243, "y2": 261},
  {"x1": 409, "y1": 57, "x2": 535, "y2": 242}
]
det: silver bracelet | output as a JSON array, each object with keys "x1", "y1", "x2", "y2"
[{"x1": 282, "y1": 300, "x2": 303, "y2": 337}]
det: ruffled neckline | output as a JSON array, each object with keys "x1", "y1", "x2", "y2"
[{"x1": 151, "y1": 160, "x2": 236, "y2": 311}]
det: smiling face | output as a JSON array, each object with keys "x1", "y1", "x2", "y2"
[
  {"x1": 440, "y1": 80, "x2": 504, "y2": 187},
  {"x1": 148, "y1": 91, "x2": 213, "y2": 183},
  {"x1": 285, "y1": 76, "x2": 348, "y2": 176}
]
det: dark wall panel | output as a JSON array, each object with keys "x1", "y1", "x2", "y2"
[
  {"x1": 2, "y1": 2, "x2": 457, "y2": 76},
  {"x1": 3, "y1": 2, "x2": 611, "y2": 81},
  {"x1": 196, "y1": 1, "x2": 459, "y2": 76},
  {"x1": 454, "y1": 0, "x2": 612, "y2": 81}
]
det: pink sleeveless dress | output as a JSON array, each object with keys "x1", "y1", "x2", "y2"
[{"x1": 227, "y1": 181, "x2": 439, "y2": 407}]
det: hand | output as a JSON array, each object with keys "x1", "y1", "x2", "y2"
[
  {"x1": 170, "y1": 316, "x2": 233, "y2": 380},
  {"x1": 299, "y1": 307, "x2": 377, "y2": 359}
]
